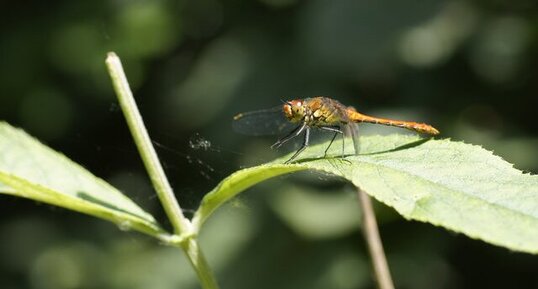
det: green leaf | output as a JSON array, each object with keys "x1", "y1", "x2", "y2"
[
  {"x1": 193, "y1": 134, "x2": 538, "y2": 254},
  {"x1": 0, "y1": 181, "x2": 14, "y2": 193},
  {"x1": 0, "y1": 122, "x2": 166, "y2": 238}
]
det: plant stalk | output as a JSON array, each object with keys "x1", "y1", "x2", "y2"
[
  {"x1": 105, "y1": 52, "x2": 220, "y2": 289},
  {"x1": 357, "y1": 188, "x2": 395, "y2": 289},
  {"x1": 182, "y1": 239, "x2": 221, "y2": 289},
  {"x1": 106, "y1": 52, "x2": 190, "y2": 235}
]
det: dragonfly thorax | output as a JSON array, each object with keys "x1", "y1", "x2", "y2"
[{"x1": 283, "y1": 97, "x2": 349, "y2": 127}]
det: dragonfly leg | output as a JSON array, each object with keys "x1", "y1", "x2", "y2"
[
  {"x1": 324, "y1": 132, "x2": 338, "y2": 157},
  {"x1": 341, "y1": 131, "x2": 345, "y2": 158},
  {"x1": 285, "y1": 127, "x2": 310, "y2": 163},
  {"x1": 319, "y1": 126, "x2": 344, "y2": 158},
  {"x1": 272, "y1": 123, "x2": 306, "y2": 149}
]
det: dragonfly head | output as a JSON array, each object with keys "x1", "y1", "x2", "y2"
[{"x1": 282, "y1": 99, "x2": 306, "y2": 123}]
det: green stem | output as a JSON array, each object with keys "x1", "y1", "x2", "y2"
[
  {"x1": 105, "y1": 52, "x2": 189, "y2": 235},
  {"x1": 357, "y1": 188, "x2": 394, "y2": 289},
  {"x1": 182, "y1": 239, "x2": 221, "y2": 289},
  {"x1": 105, "y1": 52, "x2": 220, "y2": 289}
]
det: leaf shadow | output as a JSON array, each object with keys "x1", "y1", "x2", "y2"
[
  {"x1": 293, "y1": 137, "x2": 433, "y2": 164},
  {"x1": 360, "y1": 137, "x2": 433, "y2": 156}
]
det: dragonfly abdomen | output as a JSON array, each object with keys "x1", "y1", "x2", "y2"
[{"x1": 346, "y1": 109, "x2": 440, "y2": 135}]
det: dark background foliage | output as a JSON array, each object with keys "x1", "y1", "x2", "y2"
[{"x1": 1, "y1": 0, "x2": 537, "y2": 288}]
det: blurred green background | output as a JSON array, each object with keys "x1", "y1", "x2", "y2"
[{"x1": 1, "y1": 0, "x2": 538, "y2": 288}]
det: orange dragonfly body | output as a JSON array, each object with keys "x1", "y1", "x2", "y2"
[{"x1": 233, "y1": 96, "x2": 439, "y2": 163}]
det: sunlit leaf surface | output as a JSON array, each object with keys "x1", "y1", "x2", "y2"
[
  {"x1": 0, "y1": 122, "x2": 164, "y2": 237},
  {"x1": 194, "y1": 134, "x2": 538, "y2": 254}
]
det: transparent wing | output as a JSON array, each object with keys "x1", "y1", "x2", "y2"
[
  {"x1": 232, "y1": 106, "x2": 297, "y2": 136},
  {"x1": 344, "y1": 122, "x2": 361, "y2": 155}
]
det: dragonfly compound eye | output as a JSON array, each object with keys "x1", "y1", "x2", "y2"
[
  {"x1": 282, "y1": 100, "x2": 306, "y2": 123},
  {"x1": 283, "y1": 103, "x2": 293, "y2": 118}
]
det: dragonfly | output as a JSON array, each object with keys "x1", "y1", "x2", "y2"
[{"x1": 233, "y1": 96, "x2": 440, "y2": 163}]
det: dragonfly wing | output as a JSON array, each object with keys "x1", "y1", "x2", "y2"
[
  {"x1": 344, "y1": 123, "x2": 360, "y2": 155},
  {"x1": 232, "y1": 106, "x2": 296, "y2": 136}
]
